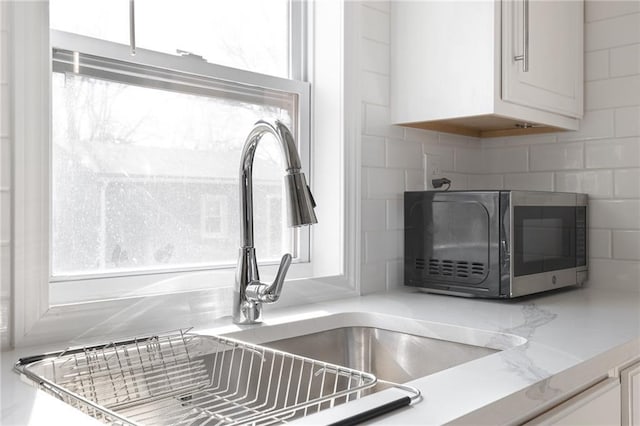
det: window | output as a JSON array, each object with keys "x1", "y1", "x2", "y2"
[
  {"x1": 48, "y1": 1, "x2": 310, "y2": 283},
  {"x1": 49, "y1": 0, "x2": 293, "y2": 78},
  {"x1": 201, "y1": 195, "x2": 229, "y2": 239},
  {"x1": 12, "y1": 0, "x2": 349, "y2": 345}
]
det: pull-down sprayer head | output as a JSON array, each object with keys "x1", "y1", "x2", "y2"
[
  {"x1": 285, "y1": 171, "x2": 317, "y2": 227},
  {"x1": 272, "y1": 121, "x2": 317, "y2": 228}
]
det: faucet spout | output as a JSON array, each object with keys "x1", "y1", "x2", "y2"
[{"x1": 233, "y1": 120, "x2": 317, "y2": 325}]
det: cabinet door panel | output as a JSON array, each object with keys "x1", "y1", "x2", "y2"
[
  {"x1": 621, "y1": 361, "x2": 640, "y2": 426},
  {"x1": 525, "y1": 378, "x2": 621, "y2": 425},
  {"x1": 502, "y1": 0, "x2": 583, "y2": 118}
]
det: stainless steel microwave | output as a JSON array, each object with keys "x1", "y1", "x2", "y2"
[{"x1": 404, "y1": 191, "x2": 588, "y2": 298}]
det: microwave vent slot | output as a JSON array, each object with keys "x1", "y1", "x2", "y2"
[
  {"x1": 426, "y1": 259, "x2": 486, "y2": 280},
  {"x1": 471, "y1": 263, "x2": 485, "y2": 275}
]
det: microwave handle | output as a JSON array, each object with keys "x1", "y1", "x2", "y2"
[{"x1": 501, "y1": 239, "x2": 510, "y2": 261}]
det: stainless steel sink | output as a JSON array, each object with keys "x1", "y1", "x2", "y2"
[{"x1": 263, "y1": 326, "x2": 499, "y2": 386}]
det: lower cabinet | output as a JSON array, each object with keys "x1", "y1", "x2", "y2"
[
  {"x1": 622, "y1": 361, "x2": 640, "y2": 426},
  {"x1": 525, "y1": 378, "x2": 621, "y2": 425}
]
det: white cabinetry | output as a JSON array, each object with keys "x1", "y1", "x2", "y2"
[
  {"x1": 622, "y1": 361, "x2": 640, "y2": 426},
  {"x1": 525, "y1": 378, "x2": 621, "y2": 425},
  {"x1": 391, "y1": 0, "x2": 583, "y2": 138}
]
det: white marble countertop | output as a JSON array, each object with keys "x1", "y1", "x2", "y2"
[{"x1": 3, "y1": 285, "x2": 640, "y2": 425}]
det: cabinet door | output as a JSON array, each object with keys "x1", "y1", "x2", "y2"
[
  {"x1": 525, "y1": 378, "x2": 621, "y2": 425},
  {"x1": 502, "y1": 0, "x2": 583, "y2": 118},
  {"x1": 622, "y1": 361, "x2": 640, "y2": 426}
]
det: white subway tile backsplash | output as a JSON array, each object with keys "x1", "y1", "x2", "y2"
[
  {"x1": 613, "y1": 231, "x2": 640, "y2": 260},
  {"x1": 0, "y1": 243, "x2": 8, "y2": 296},
  {"x1": 585, "y1": 137, "x2": 640, "y2": 169},
  {"x1": 444, "y1": 173, "x2": 469, "y2": 190},
  {"x1": 585, "y1": 49, "x2": 609, "y2": 81},
  {"x1": 361, "y1": 5, "x2": 390, "y2": 44},
  {"x1": 610, "y1": 43, "x2": 640, "y2": 77},
  {"x1": 558, "y1": 110, "x2": 615, "y2": 141},
  {"x1": 361, "y1": 71, "x2": 389, "y2": 106},
  {"x1": 1, "y1": 139, "x2": 9, "y2": 188},
  {"x1": 386, "y1": 199, "x2": 403, "y2": 231},
  {"x1": 363, "y1": 104, "x2": 404, "y2": 138},
  {"x1": 481, "y1": 134, "x2": 556, "y2": 148},
  {"x1": 386, "y1": 139, "x2": 422, "y2": 169},
  {"x1": 0, "y1": 5, "x2": 9, "y2": 347},
  {"x1": 530, "y1": 142, "x2": 584, "y2": 171},
  {"x1": 0, "y1": 296, "x2": 8, "y2": 348},
  {"x1": 590, "y1": 200, "x2": 640, "y2": 230},
  {"x1": 385, "y1": 259, "x2": 403, "y2": 290},
  {"x1": 483, "y1": 146, "x2": 529, "y2": 173},
  {"x1": 0, "y1": 84, "x2": 8, "y2": 138},
  {"x1": 504, "y1": 172, "x2": 554, "y2": 191},
  {"x1": 404, "y1": 169, "x2": 424, "y2": 191},
  {"x1": 614, "y1": 169, "x2": 640, "y2": 198},
  {"x1": 360, "y1": 261, "x2": 387, "y2": 294},
  {"x1": 586, "y1": 1, "x2": 640, "y2": 23},
  {"x1": 587, "y1": 259, "x2": 640, "y2": 291},
  {"x1": 361, "y1": 199, "x2": 386, "y2": 231},
  {"x1": 467, "y1": 174, "x2": 504, "y2": 190},
  {"x1": 361, "y1": 166, "x2": 369, "y2": 198},
  {"x1": 454, "y1": 147, "x2": 484, "y2": 173},
  {"x1": 586, "y1": 13, "x2": 640, "y2": 51},
  {"x1": 404, "y1": 127, "x2": 438, "y2": 144},
  {"x1": 363, "y1": 0, "x2": 390, "y2": 14},
  {"x1": 0, "y1": 31, "x2": 8, "y2": 84},
  {"x1": 361, "y1": 38, "x2": 390, "y2": 75},
  {"x1": 555, "y1": 170, "x2": 614, "y2": 198},
  {"x1": 586, "y1": 75, "x2": 640, "y2": 110},
  {"x1": 367, "y1": 167, "x2": 404, "y2": 199},
  {"x1": 361, "y1": 135, "x2": 386, "y2": 167},
  {"x1": 357, "y1": 0, "x2": 640, "y2": 294},
  {"x1": 615, "y1": 106, "x2": 640, "y2": 137},
  {"x1": 364, "y1": 229, "x2": 402, "y2": 263},
  {"x1": 438, "y1": 133, "x2": 479, "y2": 148},
  {"x1": 589, "y1": 229, "x2": 612, "y2": 258},
  {"x1": 423, "y1": 144, "x2": 454, "y2": 172},
  {"x1": 1, "y1": 191, "x2": 9, "y2": 241}
]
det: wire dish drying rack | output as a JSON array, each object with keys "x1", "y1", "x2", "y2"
[{"x1": 15, "y1": 330, "x2": 421, "y2": 425}]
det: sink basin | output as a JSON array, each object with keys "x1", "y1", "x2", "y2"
[
  {"x1": 263, "y1": 326, "x2": 498, "y2": 386},
  {"x1": 221, "y1": 312, "x2": 526, "y2": 390}
]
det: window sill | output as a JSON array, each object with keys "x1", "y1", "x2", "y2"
[{"x1": 22, "y1": 275, "x2": 358, "y2": 347}]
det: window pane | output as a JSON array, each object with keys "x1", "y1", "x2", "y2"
[
  {"x1": 50, "y1": 0, "x2": 130, "y2": 45},
  {"x1": 52, "y1": 71, "x2": 295, "y2": 276},
  {"x1": 50, "y1": 0, "x2": 290, "y2": 78}
]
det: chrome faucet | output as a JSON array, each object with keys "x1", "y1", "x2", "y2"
[{"x1": 233, "y1": 120, "x2": 318, "y2": 324}]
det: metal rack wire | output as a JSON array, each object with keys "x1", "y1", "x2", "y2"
[{"x1": 15, "y1": 331, "x2": 420, "y2": 425}]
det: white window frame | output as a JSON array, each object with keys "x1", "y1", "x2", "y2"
[
  {"x1": 48, "y1": 28, "x2": 314, "y2": 303},
  {"x1": 11, "y1": 0, "x2": 361, "y2": 347}
]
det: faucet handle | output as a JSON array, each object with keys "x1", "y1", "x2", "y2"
[
  {"x1": 245, "y1": 253, "x2": 292, "y2": 303},
  {"x1": 264, "y1": 253, "x2": 292, "y2": 302}
]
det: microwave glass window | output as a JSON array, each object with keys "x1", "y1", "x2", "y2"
[
  {"x1": 521, "y1": 217, "x2": 564, "y2": 263},
  {"x1": 514, "y1": 206, "x2": 576, "y2": 276}
]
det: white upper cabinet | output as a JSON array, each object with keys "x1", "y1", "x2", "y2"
[
  {"x1": 502, "y1": 0, "x2": 583, "y2": 117},
  {"x1": 391, "y1": 0, "x2": 584, "y2": 138}
]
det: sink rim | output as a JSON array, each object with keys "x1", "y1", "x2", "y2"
[{"x1": 221, "y1": 311, "x2": 528, "y2": 351}]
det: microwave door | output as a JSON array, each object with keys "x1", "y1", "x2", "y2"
[{"x1": 405, "y1": 191, "x2": 501, "y2": 296}]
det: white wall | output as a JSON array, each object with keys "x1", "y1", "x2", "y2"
[
  {"x1": 358, "y1": 1, "x2": 477, "y2": 294},
  {"x1": 0, "y1": 1, "x2": 12, "y2": 348},
  {"x1": 468, "y1": 1, "x2": 640, "y2": 292},
  {"x1": 358, "y1": 0, "x2": 640, "y2": 294}
]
